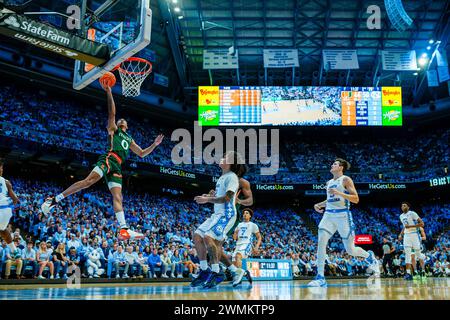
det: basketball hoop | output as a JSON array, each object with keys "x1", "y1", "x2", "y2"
[{"x1": 116, "y1": 57, "x2": 152, "y2": 97}]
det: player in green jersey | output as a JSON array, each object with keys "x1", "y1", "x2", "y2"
[{"x1": 41, "y1": 85, "x2": 164, "y2": 240}]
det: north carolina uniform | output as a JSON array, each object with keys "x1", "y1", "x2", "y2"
[
  {"x1": 0, "y1": 177, "x2": 13, "y2": 230},
  {"x1": 233, "y1": 221, "x2": 259, "y2": 259},
  {"x1": 92, "y1": 128, "x2": 133, "y2": 190},
  {"x1": 400, "y1": 211, "x2": 422, "y2": 251},
  {"x1": 195, "y1": 171, "x2": 239, "y2": 241},
  {"x1": 318, "y1": 175, "x2": 355, "y2": 239}
]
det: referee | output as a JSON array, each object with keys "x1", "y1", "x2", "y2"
[{"x1": 381, "y1": 237, "x2": 395, "y2": 277}]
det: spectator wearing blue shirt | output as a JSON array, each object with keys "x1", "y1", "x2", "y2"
[
  {"x1": 148, "y1": 248, "x2": 165, "y2": 278},
  {"x1": 36, "y1": 241, "x2": 54, "y2": 279},
  {"x1": 113, "y1": 245, "x2": 128, "y2": 279},
  {"x1": 22, "y1": 241, "x2": 37, "y2": 278}
]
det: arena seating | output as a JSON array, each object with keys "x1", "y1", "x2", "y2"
[{"x1": 1, "y1": 178, "x2": 448, "y2": 280}]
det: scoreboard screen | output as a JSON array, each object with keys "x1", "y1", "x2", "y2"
[
  {"x1": 243, "y1": 258, "x2": 293, "y2": 281},
  {"x1": 198, "y1": 86, "x2": 402, "y2": 126}
]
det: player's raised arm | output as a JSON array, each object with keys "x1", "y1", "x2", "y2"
[
  {"x1": 330, "y1": 176, "x2": 359, "y2": 204},
  {"x1": 104, "y1": 86, "x2": 118, "y2": 134},
  {"x1": 236, "y1": 179, "x2": 253, "y2": 206},
  {"x1": 129, "y1": 134, "x2": 164, "y2": 158},
  {"x1": 5, "y1": 180, "x2": 19, "y2": 205}
]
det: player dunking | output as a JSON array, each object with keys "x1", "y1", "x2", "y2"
[
  {"x1": 0, "y1": 160, "x2": 21, "y2": 260},
  {"x1": 398, "y1": 202, "x2": 424, "y2": 281},
  {"x1": 41, "y1": 85, "x2": 164, "y2": 240},
  {"x1": 308, "y1": 158, "x2": 379, "y2": 287}
]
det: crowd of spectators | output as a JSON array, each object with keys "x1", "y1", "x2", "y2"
[
  {"x1": 0, "y1": 178, "x2": 448, "y2": 280},
  {"x1": 1, "y1": 85, "x2": 448, "y2": 184}
]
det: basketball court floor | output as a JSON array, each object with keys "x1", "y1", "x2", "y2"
[{"x1": 0, "y1": 278, "x2": 448, "y2": 300}]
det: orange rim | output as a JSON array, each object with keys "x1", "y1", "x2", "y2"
[{"x1": 118, "y1": 57, "x2": 152, "y2": 75}]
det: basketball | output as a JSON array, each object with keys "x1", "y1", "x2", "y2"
[{"x1": 99, "y1": 72, "x2": 116, "y2": 89}]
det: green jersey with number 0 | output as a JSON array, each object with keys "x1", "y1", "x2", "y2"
[{"x1": 109, "y1": 128, "x2": 133, "y2": 162}]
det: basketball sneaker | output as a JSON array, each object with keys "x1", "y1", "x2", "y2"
[
  {"x1": 203, "y1": 271, "x2": 226, "y2": 289},
  {"x1": 190, "y1": 269, "x2": 211, "y2": 287},
  {"x1": 404, "y1": 273, "x2": 413, "y2": 281},
  {"x1": 41, "y1": 197, "x2": 57, "y2": 215},
  {"x1": 245, "y1": 270, "x2": 253, "y2": 285},
  {"x1": 231, "y1": 268, "x2": 245, "y2": 287},
  {"x1": 366, "y1": 250, "x2": 380, "y2": 277},
  {"x1": 118, "y1": 228, "x2": 145, "y2": 240},
  {"x1": 307, "y1": 274, "x2": 327, "y2": 287}
]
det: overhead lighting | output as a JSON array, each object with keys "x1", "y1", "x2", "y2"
[
  {"x1": 172, "y1": 0, "x2": 178, "y2": 3},
  {"x1": 418, "y1": 57, "x2": 428, "y2": 67},
  {"x1": 413, "y1": 72, "x2": 418, "y2": 76},
  {"x1": 174, "y1": 7, "x2": 181, "y2": 12},
  {"x1": 428, "y1": 39, "x2": 434, "y2": 44},
  {"x1": 426, "y1": 46, "x2": 431, "y2": 50},
  {"x1": 177, "y1": 15, "x2": 184, "y2": 20},
  {"x1": 421, "y1": 53, "x2": 428, "y2": 58}
]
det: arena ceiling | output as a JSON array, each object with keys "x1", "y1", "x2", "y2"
[
  {"x1": 163, "y1": 0, "x2": 450, "y2": 107},
  {"x1": 1, "y1": 0, "x2": 449, "y2": 109}
]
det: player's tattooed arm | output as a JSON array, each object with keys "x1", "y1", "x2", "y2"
[
  {"x1": 236, "y1": 179, "x2": 254, "y2": 206},
  {"x1": 194, "y1": 190, "x2": 235, "y2": 204},
  {"x1": 314, "y1": 200, "x2": 327, "y2": 213},
  {"x1": 105, "y1": 86, "x2": 118, "y2": 133},
  {"x1": 129, "y1": 134, "x2": 164, "y2": 158},
  {"x1": 253, "y1": 232, "x2": 262, "y2": 254},
  {"x1": 5, "y1": 180, "x2": 19, "y2": 205},
  {"x1": 330, "y1": 176, "x2": 359, "y2": 204}
]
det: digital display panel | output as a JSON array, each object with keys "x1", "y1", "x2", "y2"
[
  {"x1": 198, "y1": 86, "x2": 402, "y2": 126},
  {"x1": 243, "y1": 259, "x2": 293, "y2": 281}
]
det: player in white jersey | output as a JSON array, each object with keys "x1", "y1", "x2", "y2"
[
  {"x1": 232, "y1": 208, "x2": 261, "y2": 283},
  {"x1": 398, "y1": 202, "x2": 424, "y2": 281},
  {"x1": 0, "y1": 160, "x2": 21, "y2": 260},
  {"x1": 308, "y1": 158, "x2": 380, "y2": 287},
  {"x1": 413, "y1": 227, "x2": 427, "y2": 279},
  {"x1": 192, "y1": 151, "x2": 243, "y2": 289}
]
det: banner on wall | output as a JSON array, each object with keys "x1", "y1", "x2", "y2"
[
  {"x1": 263, "y1": 49, "x2": 299, "y2": 68},
  {"x1": 322, "y1": 49, "x2": 359, "y2": 70}
]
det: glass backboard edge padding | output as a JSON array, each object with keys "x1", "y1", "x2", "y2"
[{"x1": 73, "y1": 2, "x2": 152, "y2": 90}]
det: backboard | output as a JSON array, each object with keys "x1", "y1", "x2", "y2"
[{"x1": 73, "y1": 0, "x2": 152, "y2": 90}]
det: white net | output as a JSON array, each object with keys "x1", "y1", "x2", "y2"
[{"x1": 118, "y1": 58, "x2": 152, "y2": 97}]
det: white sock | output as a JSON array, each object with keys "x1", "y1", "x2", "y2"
[
  {"x1": 115, "y1": 211, "x2": 127, "y2": 229},
  {"x1": 406, "y1": 269, "x2": 411, "y2": 274},
  {"x1": 200, "y1": 260, "x2": 208, "y2": 271},
  {"x1": 55, "y1": 193, "x2": 65, "y2": 203},
  {"x1": 228, "y1": 265, "x2": 238, "y2": 273},
  {"x1": 211, "y1": 264, "x2": 220, "y2": 273},
  {"x1": 7, "y1": 242, "x2": 16, "y2": 252}
]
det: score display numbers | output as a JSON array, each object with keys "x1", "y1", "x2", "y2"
[
  {"x1": 242, "y1": 259, "x2": 293, "y2": 281},
  {"x1": 198, "y1": 86, "x2": 402, "y2": 126}
]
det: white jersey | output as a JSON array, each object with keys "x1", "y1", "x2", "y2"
[
  {"x1": 235, "y1": 221, "x2": 259, "y2": 247},
  {"x1": 214, "y1": 171, "x2": 239, "y2": 215},
  {"x1": 400, "y1": 210, "x2": 421, "y2": 235},
  {"x1": 325, "y1": 175, "x2": 350, "y2": 211},
  {"x1": 0, "y1": 177, "x2": 12, "y2": 207}
]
